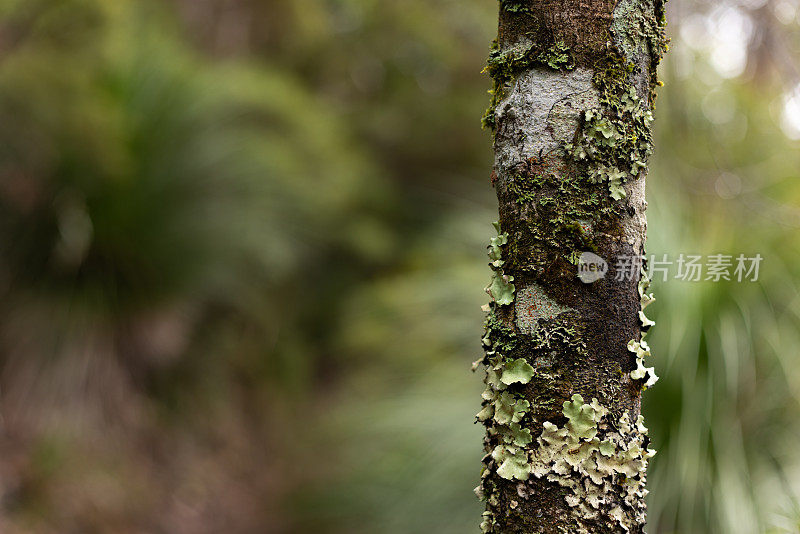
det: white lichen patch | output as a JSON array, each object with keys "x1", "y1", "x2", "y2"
[
  {"x1": 476, "y1": 311, "x2": 534, "y2": 426},
  {"x1": 494, "y1": 68, "x2": 599, "y2": 171},
  {"x1": 515, "y1": 284, "x2": 573, "y2": 334},
  {"x1": 548, "y1": 90, "x2": 601, "y2": 146},
  {"x1": 564, "y1": 88, "x2": 654, "y2": 201},
  {"x1": 611, "y1": 0, "x2": 660, "y2": 101},
  {"x1": 480, "y1": 511, "x2": 494, "y2": 533},
  {"x1": 485, "y1": 222, "x2": 515, "y2": 306},
  {"x1": 621, "y1": 176, "x2": 647, "y2": 250}
]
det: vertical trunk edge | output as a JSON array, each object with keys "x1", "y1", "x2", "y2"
[{"x1": 477, "y1": 1, "x2": 668, "y2": 532}]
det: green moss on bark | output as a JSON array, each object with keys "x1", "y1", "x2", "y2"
[
  {"x1": 479, "y1": 0, "x2": 666, "y2": 530},
  {"x1": 481, "y1": 40, "x2": 575, "y2": 130},
  {"x1": 500, "y1": 154, "x2": 620, "y2": 275}
]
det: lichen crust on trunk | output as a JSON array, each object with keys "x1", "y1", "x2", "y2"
[{"x1": 476, "y1": 0, "x2": 668, "y2": 532}]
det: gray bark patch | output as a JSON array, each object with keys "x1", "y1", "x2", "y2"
[
  {"x1": 514, "y1": 284, "x2": 573, "y2": 334},
  {"x1": 494, "y1": 68, "x2": 599, "y2": 172}
]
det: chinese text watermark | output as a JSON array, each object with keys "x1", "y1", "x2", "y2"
[{"x1": 578, "y1": 253, "x2": 763, "y2": 283}]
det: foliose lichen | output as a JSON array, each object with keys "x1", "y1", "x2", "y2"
[
  {"x1": 564, "y1": 85, "x2": 654, "y2": 201},
  {"x1": 629, "y1": 267, "x2": 658, "y2": 389},
  {"x1": 477, "y1": 394, "x2": 655, "y2": 532},
  {"x1": 628, "y1": 339, "x2": 657, "y2": 388},
  {"x1": 638, "y1": 266, "x2": 656, "y2": 328},
  {"x1": 557, "y1": 0, "x2": 667, "y2": 202},
  {"x1": 476, "y1": 306, "x2": 533, "y2": 426},
  {"x1": 485, "y1": 221, "x2": 516, "y2": 305}
]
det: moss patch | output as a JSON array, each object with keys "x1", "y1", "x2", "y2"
[
  {"x1": 482, "y1": 40, "x2": 575, "y2": 130},
  {"x1": 500, "y1": 154, "x2": 621, "y2": 275}
]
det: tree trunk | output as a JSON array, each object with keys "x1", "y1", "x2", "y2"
[{"x1": 476, "y1": 1, "x2": 667, "y2": 532}]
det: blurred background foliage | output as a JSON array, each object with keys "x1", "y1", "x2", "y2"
[{"x1": 1, "y1": 0, "x2": 800, "y2": 533}]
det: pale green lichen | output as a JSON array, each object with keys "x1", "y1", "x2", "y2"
[
  {"x1": 485, "y1": 395, "x2": 654, "y2": 531},
  {"x1": 476, "y1": 403, "x2": 494, "y2": 423},
  {"x1": 500, "y1": 357, "x2": 535, "y2": 385},
  {"x1": 477, "y1": 281, "x2": 654, "y2": 531},
  {"x1": 612, "y1": 0, "x2": 656, "y2": 61},
  {"x1": 487, "y1": 272, "x2": 515, "y2": 305},
  {"x1": 475, "y1": 314, "x2": 533, "y2": 423},
  {"x1": 481, "y1": 308, "x2": 517, "y2": 355},
  {"x1": 487, "y1": 222, "x2": 508, "y2": 268},
  {"x1": 599, "y1": 439, "x2": 616, "y2": 457},
  {"x1": 564, "y1": 87, "x2": 654, "y2": 201},
  {"x1": 557, "y1": 0, "x2": 665, "y2": 201},
  {"x1": 479, "y1": 10, "x2": 665, "y2": 530},
  {"x1": 562, "y1": 394, "x2": 604, "y2": 440},
  {"x1": 612, "y1": 0, "x2": 670, "y2": 103},
  {"x1": 493, "y1": 443, "x2": 532, "y2": 480},
  {"x1": 485, "y1": 222, "x2": 516, "y2": 305},
  {"x1": 502, "y1": 421, "x2": 533, "y2": 447},
  {"x1": 540, "y1": 41, "x2": 574, "y2": 70},
  {"x1": 629, "y1": 267, "x2": 658, "y2": 388},
  {"x1": 476, "y1": 302, "x2": 539, "y2": 513},
  {"x1": 483, "y1": 40, "x2": 574, "y2": 87}
]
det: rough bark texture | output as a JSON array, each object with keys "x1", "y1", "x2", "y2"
[{"x1": 476, "y1": 1, "x2": 667, "y2": 532}]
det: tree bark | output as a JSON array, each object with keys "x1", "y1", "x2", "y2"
[{"x1": 476, "y1": 1, "x2": 667, "y2": 532}]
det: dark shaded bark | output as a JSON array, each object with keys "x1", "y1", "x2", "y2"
[{"x1": 476, "y1": 1, "x2": 667, "y2": 532}]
